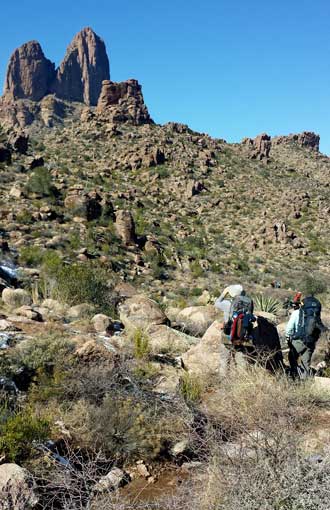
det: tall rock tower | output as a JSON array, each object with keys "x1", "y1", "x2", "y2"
[
  {"x1": 4, "y1": 41, "x2": 55, "y2": 101},
  {"x1": 53, "y1": 27, "x2": 110, "y2": 105}
]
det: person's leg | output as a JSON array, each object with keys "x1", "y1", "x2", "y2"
[
  {"x1": 299, "y1": 345, "x2": 314, "y2": 379},
  {"x1": 288, "y1": 341, "x2": 299, "y2": 378}
]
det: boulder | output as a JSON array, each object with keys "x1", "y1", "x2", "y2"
[
  {"x1": 75, "y1": 340, "x2": 113, "y2": 361},
  {"x1": 2, "y1": 288, "x2": 32, "y2": 309},
  {"x1": 115, "y1": 210, "x2": 136, "y2": 245},
  {"x1": 152, "y1": 363, "x2": 183, "y2": 395},
  {"x1": 119, "y1": 295, "x2": 167, "y2": 329},
  {"x1": 53, "y1": 27, "x2": 110, "y2": 106},
  {"x1": 0, "y1": 463, "x2": 38, "y2": 509},
  {"x1": 148, "y1": 324, "x2": 197, "y2": 355},
  {"x1": 14, "y1": 305, "x2": 41, "y2": 321},
  {"x1": 39, "y1": 299, "x2": 67, "y2": 320},
  {"x1": 66, "y1": 303, "x2": 95, "y2": 320},
  {"x1": 91, "y1": 313, "x2": 113, "y2": 334},
  {"x1": 95, "y1": 467, "x2": 126, "y2": 492},
  {"x1": 182, "y1": 321, "x2": 230, "y2": 378},
  {"x1": 176, "y1": 305, "x2": 220, "y2": 336}
]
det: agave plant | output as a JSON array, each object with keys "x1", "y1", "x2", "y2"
[{"x1": 253, "y1": 294, "x2": 282, "y2": 315}]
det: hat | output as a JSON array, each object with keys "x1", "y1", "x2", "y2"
[{"x1": 293, "y1": 292, "x2": 302, "y2": 304}]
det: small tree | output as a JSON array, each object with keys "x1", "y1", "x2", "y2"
[{"x1": 300, "y1": 273, "x2": 327, "y2": 297}]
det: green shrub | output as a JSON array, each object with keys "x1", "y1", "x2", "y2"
[
  {"x1": 253, "y1": 294, "x2": 282, "y2": 314},
  {"x1": 190, "y1": 260, "x2": 204, "y2": 278},
  {"x1": 0, "y1": 406, "x2": 49, "y2": 462},
  {"x1": 299, "y1": 273, "x2": 327, "y2": 297},
  {"x1": 44, "y1": 263, "x2": 116, "y2": 314},
  {"x1": 132, "y1": 329, "x2": 150, "y2": 360},
  {"x1": 26, "y1": 167, "x2": 59, "y2": 199},
  {"x1": 19, "y1": 246, "x2": 45, "y2": 267},
  {"x1": 15, "y1": 335, "x2": 75, "y2": 371},
  {"x1": 179, "y1": 372, "x2": 203, "y2": 404}
]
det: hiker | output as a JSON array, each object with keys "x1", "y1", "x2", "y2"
[
  {"x1": 214, "y1": 284, "x2": 243, "y2": 322},
  {"x1": 215, "y1": 285, "x2": 255, "y2": 343},
  {"x1": 286, "y1": 293, "x2": 326, "y2": 379}
]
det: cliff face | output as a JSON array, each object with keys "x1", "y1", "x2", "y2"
[
  {"x1": 4, "y1": 41, "x2": 55, "y2": 101},
  {"x1": 52, "y1": 27, "x2": 110, "y2": 106},
  {"x1": 3, "y1": 28, "x2": 110, "y2": 106}
]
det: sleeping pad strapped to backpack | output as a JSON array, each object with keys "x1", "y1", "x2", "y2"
[{"x1": 225, "y1": 295, "x2": 255, "y2": 343}]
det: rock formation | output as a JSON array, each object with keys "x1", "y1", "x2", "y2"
[
  {"x1": 3, "y1": 41, "x2": 55, "y2": 101},
  {"x1": 242, "y1": 133, "x2": 272, "y2": 160},
  {"x1": 97, "y1": 79, "x2": 152, "y2": 124},
  {"x1": 273, "y1": 131, "x2": 320, "y2": 151},
  {"x1": 115, "y1": 210, "x2": 137, "y2": 245},
  {"x1": 53, "y1": 27, "x2": 110, "y2": 105}
]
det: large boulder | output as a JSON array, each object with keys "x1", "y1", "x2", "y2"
[
  {"x1": 119, "y1": 295, "x2": 167, "y2": 330},
  {"x1": 0, "y1": 463, "x2": 38, "y2": 509},
  {"x1": 2, "y1": 288, "x2": 32, "y2": 309},
  {"x1": 182, "y1": 321, "x2": 231, "y2": 378},
  {"x1": 4, "y1": 40, "x2": 55, "y2": 101},
  {"x1": 91, "y1": 313, "x2": 113, "y2": 334},
  {"x1": 148, "y1": 325, "x2": 198, "y2": 355},
  {"x1": 53, "y1": 27, "x2": 110, "y2": 106},
  {"x1": 115, "y1": 210, "x2": 136, "y2": 245},
  {"x1": 176, "y1": 305, "x2": 220, "y2": 336}
]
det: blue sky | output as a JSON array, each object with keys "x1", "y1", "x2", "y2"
[{"x1": 1, "y1": 0, "x2": 329, "y2": 153}]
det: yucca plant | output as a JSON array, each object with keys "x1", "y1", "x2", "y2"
[{"x1": 253, "y1": 294, "x2": 282, "y2": 315}]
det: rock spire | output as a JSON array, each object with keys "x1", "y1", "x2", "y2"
[{"x1": 53, "y1": 27, "x2": 110, "y2": 105}]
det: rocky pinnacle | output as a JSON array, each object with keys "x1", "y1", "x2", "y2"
[{"x1": 53, "y1": 27, "x2": 110, "y2": 106}]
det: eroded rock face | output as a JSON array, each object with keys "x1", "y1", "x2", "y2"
[
  {"x1": 97, "y1": 79, "x2": 152, "y2": 124},
  {"x1": 53, "y1": 27, "x2": 110, "y2": 105},
  {"x1": 4, "y1": 41, "x2": 55, "y2": 101}
]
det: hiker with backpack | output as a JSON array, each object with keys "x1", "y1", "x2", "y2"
[
  {"x1": 286, "y1": 293, "x2": 326, "y2": 379},
  {"x1": 215, "y1": 285, "x2": 255, "y2": 344}
]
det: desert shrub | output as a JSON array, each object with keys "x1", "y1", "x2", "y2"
[
  {"x1": 299, "y1": 273, "x2": 327, "y2": 297},
  {"x1": 15, "y1": 209, "x2": 34, "y2": 224},
  {"x1": 132, "y1": 328, "x2": 150, "y2": 360},
  {"x1": 190, "y1": 287, "x2": 203, "y2": 297},
  {"x1": 26, "y1": 166, "x2": 59, "y2": 199},
  {"x1": 179, "y1": 372, "x2": 203, "y2": 404},
  {"x1": 190, "y1": 260, "x2": 204, "y2": 278},
  {"x1": 42, "y1": 262, "x2": 117, "y2": 315},
  {"x1": 197, "y1": 366, "x2": 330, "y2": 509},
  {"x1": 19, "y1": 245, "x2": 45, "y2": 267},
  {"x1": 15, "y1": 335, "x2": 75, "y2": 372},
  {"x1": 253, "y1": 294, "x2": 282, "y2": 314},
  {"x1": 0, "y1": 406, "x2": 49, "y2": 462}
]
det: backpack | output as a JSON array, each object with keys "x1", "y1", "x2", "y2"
[
  {"x1": 297, "y1": 296, "x2": 322, "y2": 346},
  {"x1": 230, "y1": 295, "x2": 254, "y2": 316},
  {"x1": 228, "y1": 295, "x2": 255, "y2": 343}
]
